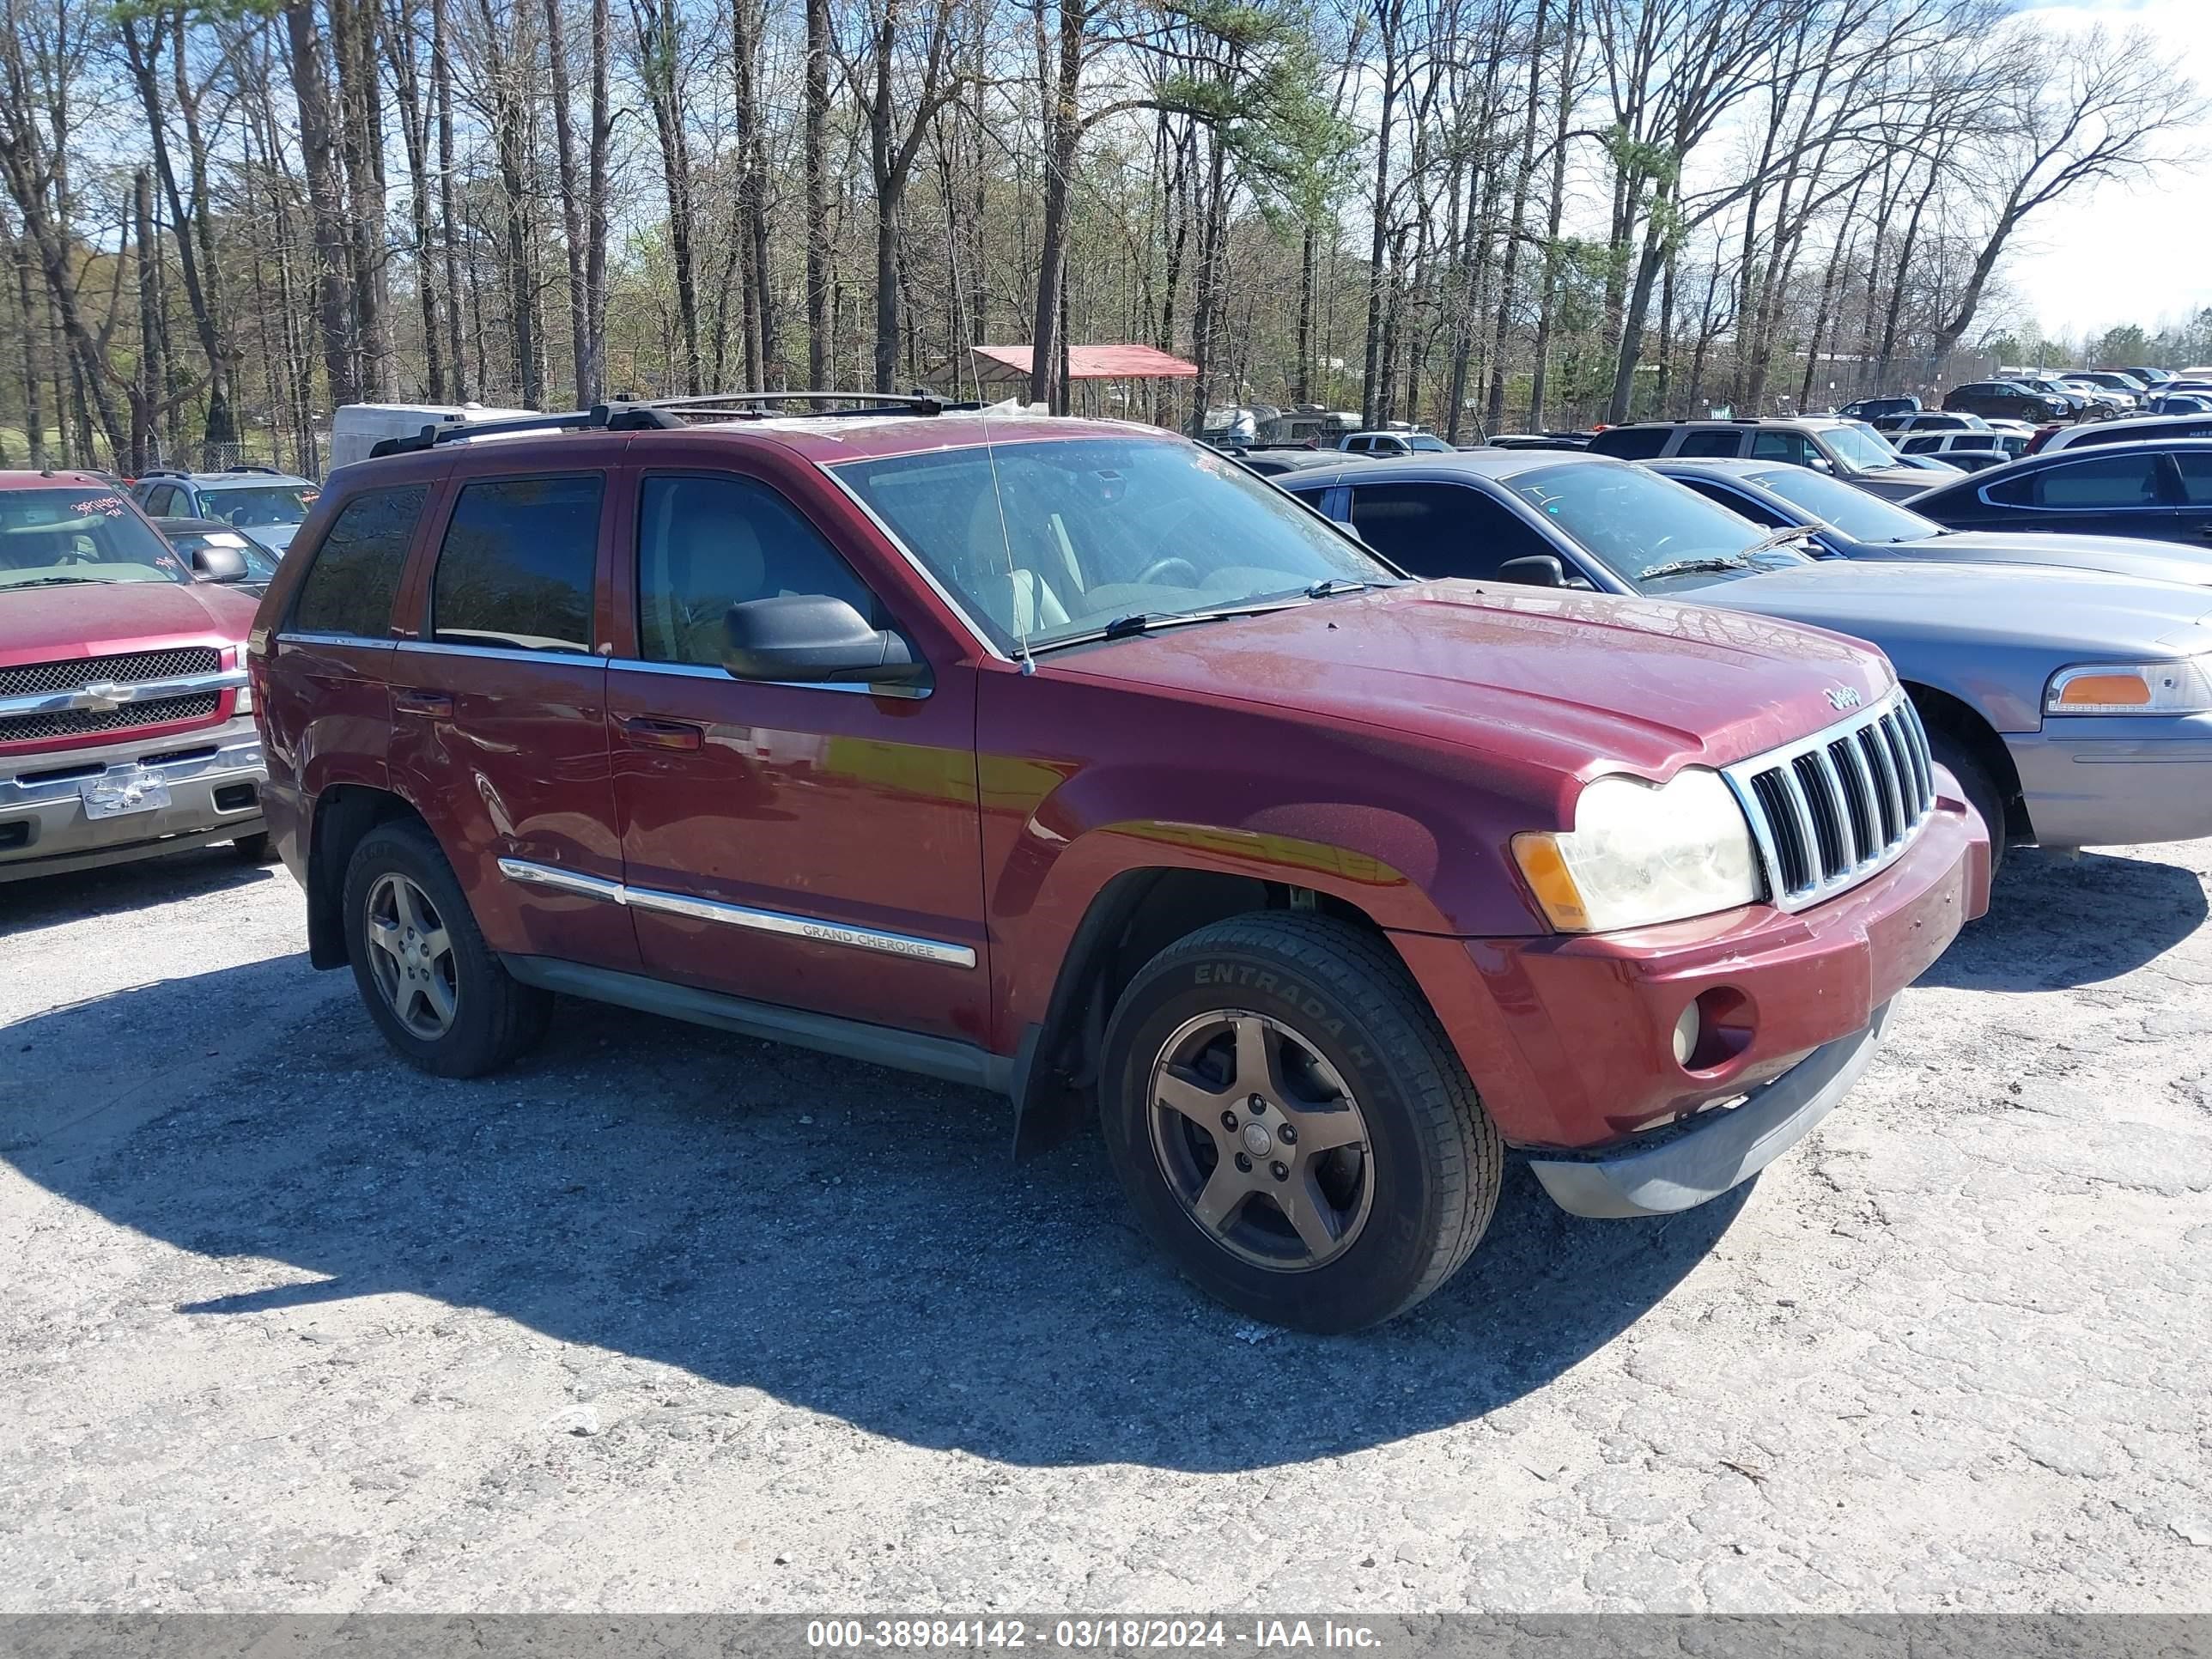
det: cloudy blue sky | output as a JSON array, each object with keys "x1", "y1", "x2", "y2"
[{"x1": 2006, "y1": 0, "x2": 2212, "y2": 339}]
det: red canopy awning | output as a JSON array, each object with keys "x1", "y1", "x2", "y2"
[{"x1": 966, "y1": 343, "x2": 1199, "y2": 382}]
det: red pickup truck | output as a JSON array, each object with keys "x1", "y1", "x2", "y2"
[
  {"x1": 1, "y1": 471, "x2": 269, "y2": 883},
  {"x1": 248, "y1": 402, "x2": 1990, "y2": 1331}
]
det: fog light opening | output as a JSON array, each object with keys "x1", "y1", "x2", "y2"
[{"x1": 1679, "y1": 987, "x2": 1755, "y2": 1073}]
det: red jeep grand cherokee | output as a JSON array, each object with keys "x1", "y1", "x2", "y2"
[
  {"x1": 249, "y1": 399, "x2": 1989, "y2": 1332},
  {"x1": 2, "y1": 471, "x2": 269, "y2": 882}
]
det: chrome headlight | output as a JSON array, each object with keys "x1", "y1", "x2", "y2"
[
  {"x1": 2045, "y1": 657, "x2": 2212, "y2": 716},
  {"x1": 1511, "y1": 768, "x2": 1761, "y2": 933}
]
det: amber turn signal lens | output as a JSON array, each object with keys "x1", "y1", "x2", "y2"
[
  {"x1": 2051, "y1": 672, "x2": 2151, "y2": 709},
  {"x1": 1510, "y1": 833, "x2": 1592, "y2": 933}
]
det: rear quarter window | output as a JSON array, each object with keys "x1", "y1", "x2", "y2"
[
  {"x1": 1586, "y1": 428, "x2": 1672, "y2": 460},
  {"x1": 289, "y1": 485, "x2": 428, "y2": 636},
  {"x1": 430, "y1": 474, "x2": 603, "y2": 653}
]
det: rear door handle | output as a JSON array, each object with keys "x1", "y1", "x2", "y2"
[
  {"x1": 622, "y1": 715, "x2": 704, "y2": 752},
  {"x1": 393, "y1": 688, "x2": 453, "y2": 719}
]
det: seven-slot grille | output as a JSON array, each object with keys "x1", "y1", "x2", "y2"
[
  {"x1": 1725, "y1": 692, "x2": 1936, "y2": 912},
  {"x1": 0, "y1": 647, "x2": 221, "y2": 699}
]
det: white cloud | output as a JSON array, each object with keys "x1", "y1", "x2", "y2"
[{"x1": 2002, "y1": 0, "x2": 2212, "y2": 340}]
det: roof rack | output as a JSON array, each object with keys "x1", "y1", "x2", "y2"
[
  {"x1": 367, "y1": 391, "x2": 977, "y2": 459},
  {"x1": 218, "y1": 464, "x2": 286, "y2": 476}
]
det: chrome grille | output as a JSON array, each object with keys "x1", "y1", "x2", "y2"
[
  {"x1": 0, "y1": 693, "x2": 222, "y2": 745},
  {"x1": 1725, "y1": 692, "x2": 1936, "y2": 911},
  {"x1": 0, "y1": 647, "x2": 221, "y2": 698}
]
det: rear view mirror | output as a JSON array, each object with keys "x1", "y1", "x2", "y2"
[
  {"x1": 1496, "y1": 555, "x2": 1569, "y2": 588},
  {"x1": 722, "y1": 593, "x2": 930, "y2": 692},
  {"x1": 191, "y1": 544, "x2": 250, "y2": 583}
]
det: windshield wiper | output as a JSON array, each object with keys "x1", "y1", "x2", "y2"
[
  {"x1": 1101, "y1": 612, "x2": 1160, "y2": 639},
  {"x1": 1304, "y1": 577, "x2": 1375, "y2": 599},
  {"x1": 1036, "y1": 592, "x2": 1323, "y2": 653},
  {"x1": 1743, "y1": 526, "x2": 1818, "y2": 556},
  {"x1": 1, "y1": 575, "x2": 106, "y2": 589},
  {"x1": 1638, "y1": 556, "x2": 1753, "y2": 580}
]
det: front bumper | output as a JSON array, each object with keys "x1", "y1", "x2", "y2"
[
  {"x1": 1390, "y1": 790, "x2": 1985, "y2": 1158},
  {"x1": 2006, "y1": 713, "x2": 2212, "y2": 848},
  {"x1": 0, "y1": 718, "x2": 266, "y2": 883},
  {"x1": 1528, "y1": 1002, "x2": 1891, "y2": 1217}
]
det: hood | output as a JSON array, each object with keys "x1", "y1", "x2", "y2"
[
  {"x1": 0, "y1": 577, "x2": 258, "y2": 669},
  {"x1": 239, "y1": 523, "x2": 299, "y2": 555},
  {"x1": 1898, "y1": 531, "x2": 2212, "y2": 589},
  {"x1": 1694, "y1": 558, "x2": 2212, "y2": 659},
  {"x1": 1043, "y1": 580, "x2": 1894, "y2": 781}
]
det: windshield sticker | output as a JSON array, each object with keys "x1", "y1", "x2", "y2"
[{"x1": 71, "y1": 495, "x2": 128, "y2": 518}]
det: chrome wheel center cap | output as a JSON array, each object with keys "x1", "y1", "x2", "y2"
[{"x1": 1241, "y1": 1121, "x2": 1274, "y2": 1158}]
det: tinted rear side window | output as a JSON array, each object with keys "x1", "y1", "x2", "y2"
[
  {"x1": 1587, "y1": 427, "x2": 1671, "y2": 459},
  {"x1": 1348, "y1": 482, "x2": 1556, "y2": 579},
  {"x1": 1679, "y1": 429, "x2": 1744, "y2": 458},
  {"x1": 431, "y1": 475, "x2": 603, "y2": 653},
  {"x1": 1990, "y1": 453, "x2": 2164, "y2": 509},
  {"x1": 291, "y1": 485, "x2": 428, "y2": 636}
]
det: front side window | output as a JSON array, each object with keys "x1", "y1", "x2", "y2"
[
  {"x1": 291, "y1": 486, "x2": 428, "y2": 635},
  {"x1": 1678, "y1": 479, "x2": 1788, "y2": 528},
  {"x1": 1993, "y1": 453, "x2": 2165, "y2": 509},
  {"x1": 0, "y1": 488, "x2": 191, "y2": 592},
  {"x1": 1751, "y1": 430, "x2": 1813, "y2": 465},
  {"x1": 637, "y1": 474, "x2": 879, "y2": 665},
  {"x1": 835, "y1": 434, "x2": 1388, "y2": 653},
  {"x1": 1505, "y1": 461, "x2": 1809, "y2": 592},
  {"x1": 431, "y1": 475, "x2": 603, "y2": 653},
  {"x1": 1347, "y1": 482, "x2": 1555, "y2": 579}
]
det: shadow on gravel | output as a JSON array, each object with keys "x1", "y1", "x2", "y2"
[
  {"x1": 1918, "y1": 848, "x2": 2207, "y2": 991},
  {"x1": 0, "y1": 846, "x2": 279, "y2": 935},
  {"x1": 2, "y1": 963, "x2": 1746, "y2": 1473}
]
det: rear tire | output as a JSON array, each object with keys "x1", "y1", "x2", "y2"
[
  {"x1": 1926, "y1": 727, "x2": 2007, "y2": 878},
  {"x1": 341, "y1": 819, "x2": 550, "y2": 1077},
  {"x1": 1098, "y1": 912, "x2": 1502, "y2": 1334}
]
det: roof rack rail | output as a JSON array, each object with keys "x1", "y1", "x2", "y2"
[
  {"x1": 640, "y1": 390, "x2": 981, "y2": 418},
  {"x1": 368, "y1": 400, "x2": 688, "y2": 459},
  {"x1": 220, "y1": 463, "x2": 285, "y2": 476}
]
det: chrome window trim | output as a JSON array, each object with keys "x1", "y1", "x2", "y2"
[
  {"x1": 0, "y1": 667, "x2": 247, "y2": 720},
  {"x1": 395, "y1": 640, "x2": 605, "y2": 668},
  {"x1": 604, "y1": 658, "x2": 923, "y2": 697},
  {"x1": 497, "y1": 857, "x2": 977, "y2": 968},
  {"x1": 813, "y1": 462, "x2": 1012, "y2": 661},
  {"x1": 274, "y1": 630, "x2": 395, "y2": 649}
]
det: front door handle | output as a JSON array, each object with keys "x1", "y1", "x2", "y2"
[
  {"x1": 622, "y1": 715, "x2": 704, "y2": 752},
  {"x1": 393, "y1": 688, "x2": 454, "y2": 719}
]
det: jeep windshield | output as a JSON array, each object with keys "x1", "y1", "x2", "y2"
[
  {"x1": 0, "y1": 489, "x2": 191, "y2": 591},
  {"x1": 1508, "y1": 463, "x2": 1814, "y2": 592},
  {"x1": 203, "y1": 483, "x2": 319, "y2": 529},
  {"x1": 833, "y1": 434, "x2": 1392, "y2": 653},
  {"x1": 1818, "y1": 422, "x2": 1905, "y2": 472}
]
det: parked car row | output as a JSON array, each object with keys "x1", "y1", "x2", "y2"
[{"x1": 9, "y1": 388, "x2": 2212, "y2": 1335}]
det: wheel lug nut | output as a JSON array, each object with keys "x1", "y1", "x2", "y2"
[
  {"x1": 1278, "y1": 1124, "x2": 1297, "y2": 1146},
  {"x1": 1234, "y1": 1152, "x2": 1252, "y2": 1173},
  {"x1": 1271, "y1": 1161, "x2": 1289, "y2": 1182},
  {"x1": 1221, "y1": 1110, "x2": 1238, "y2": 1131},
  {"x1": 1248, "y1": 1095, "x2": 1266, "y2": 1114}
]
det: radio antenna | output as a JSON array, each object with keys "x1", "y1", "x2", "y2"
[{"x1": 977, "y1": 395, "x2": 1036, "y2": 674}]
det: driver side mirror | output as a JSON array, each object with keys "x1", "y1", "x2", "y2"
[
  {"x1": 1806, "y1": 455, "x2": 1834, "y2": 473},
  {"x1": 1496, "y1": 555, "x2": 1569, "y2": 588},
  {"x1": 190, "y1": 544, "x2": 250, "y2": 583},
  {"x1": 722, "y1": 593, "x2": 930, "y2": 694}
]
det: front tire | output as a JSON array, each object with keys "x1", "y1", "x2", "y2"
[
  {"x1": 1926, "y1": 727, "x2": 2007, "y2": 878},
  {"x1": 341, "y1": 819, "x2": 550, "y2": 1077},
  {"x1": 1099, "y1": 913, "x2": 1502, "y2": 1333}
]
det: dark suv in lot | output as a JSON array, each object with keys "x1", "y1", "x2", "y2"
[
  {"x1": 250, "y1": 398, "x2": 1988, "y2": 1331},
  {"x1": 1942, "y1": 382, "x2": 2071, "y2": 423}
]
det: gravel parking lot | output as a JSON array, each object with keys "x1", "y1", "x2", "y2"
[{"x1": 2, "y1": 842, "x2": 2209, "y2": 1613}]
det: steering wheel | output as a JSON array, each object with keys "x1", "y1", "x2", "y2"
[{"x1": 1135, "y1": 556, "x2": 1201, "y2": 587}]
